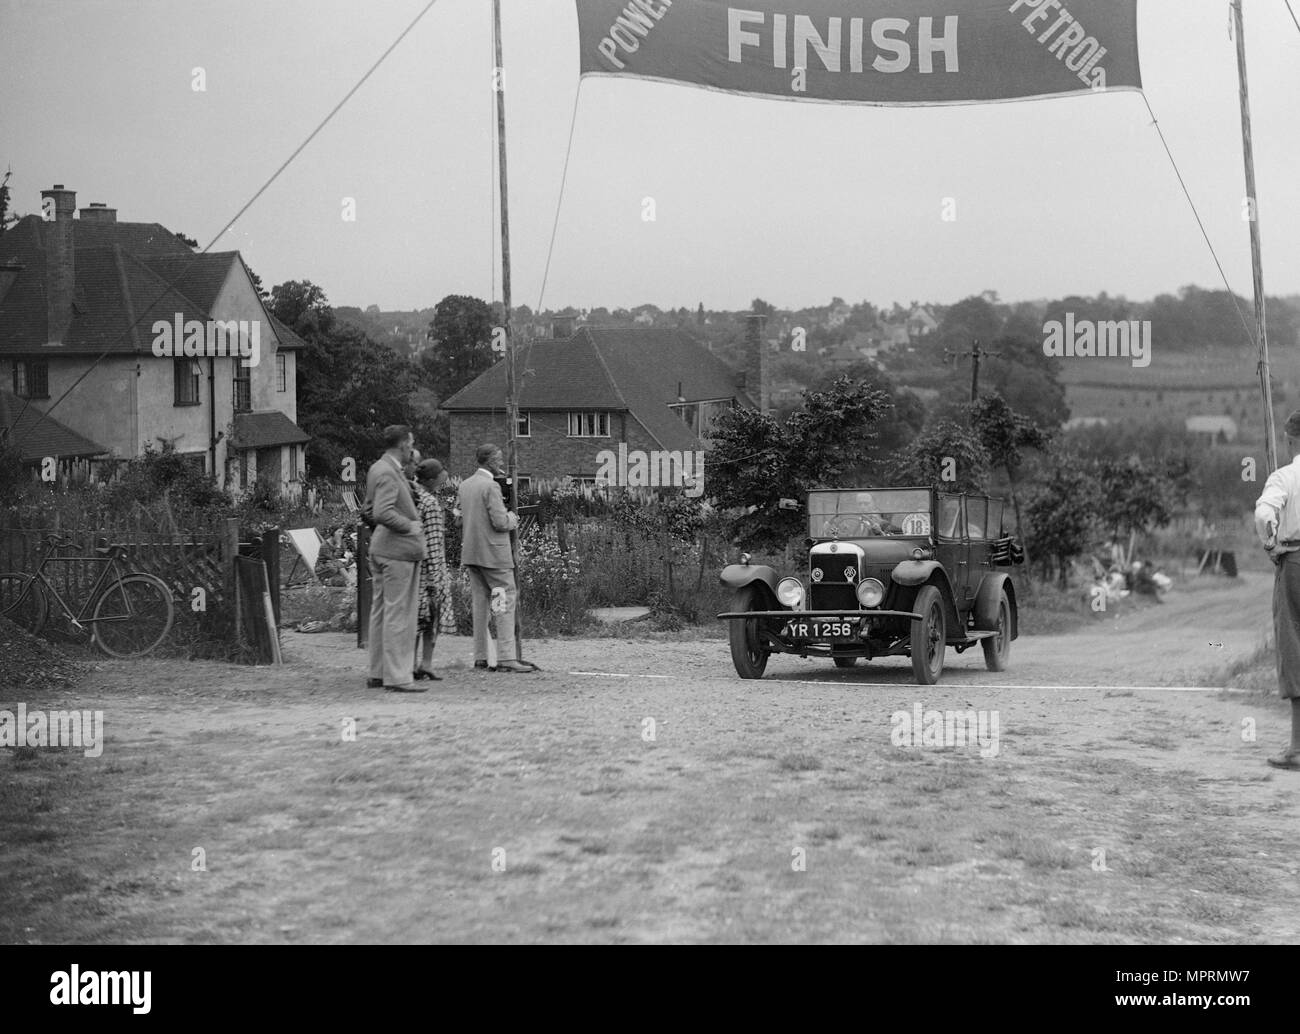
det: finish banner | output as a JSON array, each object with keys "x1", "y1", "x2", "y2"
[{"x1": 575, "y1": 0, "x2": 1142, "y2": 105}]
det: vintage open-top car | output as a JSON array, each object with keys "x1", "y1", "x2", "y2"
[{"x1": 717, "y1": 487, "x2": 1025, "y2": 684}]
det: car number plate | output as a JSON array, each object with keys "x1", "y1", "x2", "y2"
[{"x1": 782, "y1": 620, "x2": 858, "y2": 640}]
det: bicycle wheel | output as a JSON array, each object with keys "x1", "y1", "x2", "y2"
[
  {"x1": 0, "y1": 573, "x2": 48, "y2": 635},
  {"x1": 91, "y1": 573, "x2": 174, "y2": 658}
]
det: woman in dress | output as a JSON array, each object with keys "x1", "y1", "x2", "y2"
[{"x1": 412, "y1": 458, "x2": 453, "y2": 679}]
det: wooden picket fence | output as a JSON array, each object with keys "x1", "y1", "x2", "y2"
[{"x1": 0, "y1": 514, "x2": 283, "y2": 663}]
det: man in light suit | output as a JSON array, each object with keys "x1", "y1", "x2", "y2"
[
  {"x1": 364, "y1": 425, "x2": 426, "y2": 692},
  {"x1": 458, "y1": 443, "x2": 534, "y2": 673}
]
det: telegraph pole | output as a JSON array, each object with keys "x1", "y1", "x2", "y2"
[
  {"x1": 492, "y1": 0, "x2": 518, "y2": 510},
  {"x1": 1232, "y1": 0, "x2": 1277, "y2": 473},
  {"x1": 944, "y1": 339, "x2": 1002, "y2": 404}
]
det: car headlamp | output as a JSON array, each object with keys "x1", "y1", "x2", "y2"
[
  {"x1": 776, "y1": 577, "x2": 805, "y2": 609},
  {"x1": 856, "y1": 578, "x2": 885, "y2": 608}
]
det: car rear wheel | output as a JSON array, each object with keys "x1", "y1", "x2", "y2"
[
  {"x1": 910, "y1": 584, "x2": 946, "y2": 686},
  {"x1": 982, "y1": 590, "x2": 1011, "y2": 672},
  {"x1": 728, "y1": 585, "x2": 771, "y2": 679}
]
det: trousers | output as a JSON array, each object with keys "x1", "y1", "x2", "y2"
[
  {"x1": 465, "y1": 565, "x2": 517, "y2": 664},
  {"x1": 368, "y1": 554, "x2": 420, "y2": 687}
]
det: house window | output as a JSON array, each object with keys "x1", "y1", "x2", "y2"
[
  {"x1": 568, "y1": 411, "x2": 609, "y2": 437},
  {"x1": 232, "y1": 367, "x2": 251, "y2": 412},
  {"x1": 516, "y1": 475, "x2": 532, "y2": 494},
  {"x1": 517, "y1": 411, "x2": 531, "y2": 437},
  {"x1": 239, "y1": 450, "x2": 250, "y2": 488},
  {"x1": 288, "y1": 445, "x2": 299, "y2": 482},
  {"x1": 174, "y1": 359, "x2": 201, "y2": 405},
  {"x1": 276, "y1": 353, "x2": 286, "y2": 392},
  {"x1": 13, "y1": 360, "x2": 49, "y2": 399}
]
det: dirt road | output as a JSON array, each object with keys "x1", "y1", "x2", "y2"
[{"x1": 3, "y1": 573, "x2": 1296, "y2": 944}]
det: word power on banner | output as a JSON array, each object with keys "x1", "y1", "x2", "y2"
[{"x1": 575, "y1": 0, "x2": 1141, "y2": 105}]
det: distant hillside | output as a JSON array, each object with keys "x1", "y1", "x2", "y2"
[{"x1": 334, "y1": 306, "x2": 436, "y2": 356}]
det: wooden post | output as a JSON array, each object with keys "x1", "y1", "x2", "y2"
[
  {"x1": 1232, "y1": 0, "x2": 1277, "y2": 474},
  {"x1": 224, "y1": 517, "x2": 241, "y2": 642},
  {"x1": 356, "y1": 523, "x2": 370, "y2": 650},
  {"x1": 262, "y1": 526, "x2": 281, "y2": 627},
  {"x1": 493, "y1": 0, "x2": 529, "y2": 668}
]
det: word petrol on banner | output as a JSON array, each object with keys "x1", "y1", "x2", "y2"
[{"x1": 575, "y1": 0, "x2": 1141, "y2": 105}]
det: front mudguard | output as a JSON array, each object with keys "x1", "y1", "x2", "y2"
[{"x1": 719, "y1": 564, "x2": 782, "y2": 610}]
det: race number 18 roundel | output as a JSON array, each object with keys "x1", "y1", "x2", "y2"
[{"x1": 901, "y1": 513, "x2": 931, "y2": 536}]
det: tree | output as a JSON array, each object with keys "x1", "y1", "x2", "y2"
[
  {"x1": 968, "y1": 391, "x2": 1053, "y2": 538},
  {"x1": 809, "y1": 360, "x2": 926, "y2": 464},
  {"x1": 706, "y1": 377, "x2": 894, "y2": 550},
  {"x1": 887, "y1": 421, "x2": 989, "y2": 493},
  {"x1": 268, "y1": 279, "x2": 428, "y2": 477},
  {"x1": 421, "y1": 294, "x2": 496, "y2": 400},
  {"x1": 1091, "y1": 455, "x2": 1186, "y2": 550},
  {"x1": 750, "y1": 297, "x2": 775, "y2": 317},
  {"x1": 1026, "y1": 457, "x2": 1101, "y2": 587}
]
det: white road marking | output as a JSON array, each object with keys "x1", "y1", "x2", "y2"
[{"x1": 566, "y1": 671, "x2": 1249, "y2": 693}]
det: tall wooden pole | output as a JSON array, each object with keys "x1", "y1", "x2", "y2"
[
  {"x1": 1232, "y1": 0, "x2": 1277, "y2": 473},
  {"x1": 492, "y1": 0, "x2": 519, "y2": 508},
  {"x1": 493, "y1": 0, "x2": 530, "y2": 666}
]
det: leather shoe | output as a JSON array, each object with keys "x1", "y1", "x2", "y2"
[
  {"x1": 366, "y1": 678, "x2": 383, "y2": 688},
  {"x1": 413, "y1": 669, "x2": 442, "y2": 681},
  {"x1": 384, "y1": 684, "x2": 428, "y2": 693},
  {"x1": 473, "y1": 660, "x2": 489, "y2": 670},
  {"x1": 1266, "y1": 750, "x2": 1300, "y2": 770},
  {"x1": 494, "y1": 660, "x2": 536, "y2": 674}
]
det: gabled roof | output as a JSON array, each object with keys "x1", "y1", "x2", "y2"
[
  {"x1": 0, "y1": 216, "x2": 295, "y2": 355},
  {"x1": 232, "y1": 410, "x2": 310, "y2": 450},
  {"x1": 0, "y1": 388, "x2": 108, "y2": 462},
  {"x1": 442, "y1": 327, "x2": 750, "y2": 450}
]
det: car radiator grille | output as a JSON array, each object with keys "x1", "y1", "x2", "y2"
[{"x1": 810, "y1": 583, "x2": 858, "y2": 611}]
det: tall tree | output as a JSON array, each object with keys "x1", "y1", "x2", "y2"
[
  {"x1": 421, "y1": 294, "x2": 495, "y2": 399},
  {"x1": 887, "y1": 421, "x2": 990, "y2": 493},
  {"x1": 707, "y1": 376, "x2": 894, "y2": 550}
]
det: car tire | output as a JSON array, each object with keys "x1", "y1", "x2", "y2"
[
  {"x1": 729, "y1": 585, "x2": 771, "y2": 679},
  {"x1": 982, "y1": 590, "x2": 1011, "y2": 672},
  {"x1": 910, "y1": 584, "x2": 946, "y2": 686},
  {"x1": 833, "y1": 656, "x2": 857, "y2": 669}
]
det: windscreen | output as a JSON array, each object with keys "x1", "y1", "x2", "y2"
[{"x1": 808, "y1": 489, "x2": 932, "y2": 538}]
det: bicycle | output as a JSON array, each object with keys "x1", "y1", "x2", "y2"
[{"x1": 0, "y1": 533, "x2": 176, "y2": 658}]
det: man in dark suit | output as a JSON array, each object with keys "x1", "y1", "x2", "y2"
[
  {"x1": 364, "y1": 425, "x2": 426, "y2": 692},
  {"x1": 457, "y1": 443, "x2": 534, "y2": 673}
]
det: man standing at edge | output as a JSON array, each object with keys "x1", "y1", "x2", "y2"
[
  {"x1": 1254, "y1": 411, "x2": 1300, "y2": 768},
  {"x1": 365, "y1": 425, "x2": 426, "y2": 693},
  {"x1": 459, "y1": 443, "x2": 535, "y2": 673}
]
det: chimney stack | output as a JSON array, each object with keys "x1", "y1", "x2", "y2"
[
  {"x1": 40, "y1": 184, "x2": 76, "y2": 346},
  {"x1": 552, "y1": 315, "x2": 576, "y2": 339},
  {"x1": 78, "y1": 202, "x2": 117, "y2": 223}
]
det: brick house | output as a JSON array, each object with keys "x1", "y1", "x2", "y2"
[
  {"x1": 0, "y1": 184, "x2": 307, "y2": 495},
  {"x1": 441, "y1": 325, "x2": 757, "y2": 486}
]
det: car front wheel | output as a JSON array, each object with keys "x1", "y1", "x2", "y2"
[
  {"x1": 910, "y1": 584, "x2": 946, "y2": 686},
  {"x1": 729, "y1": 585, "x2": 771, "y2": 679}
]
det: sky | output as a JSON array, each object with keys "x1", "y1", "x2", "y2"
[{"x1": 2, "y1": 0, "x2": 1298, "y2": 314}]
